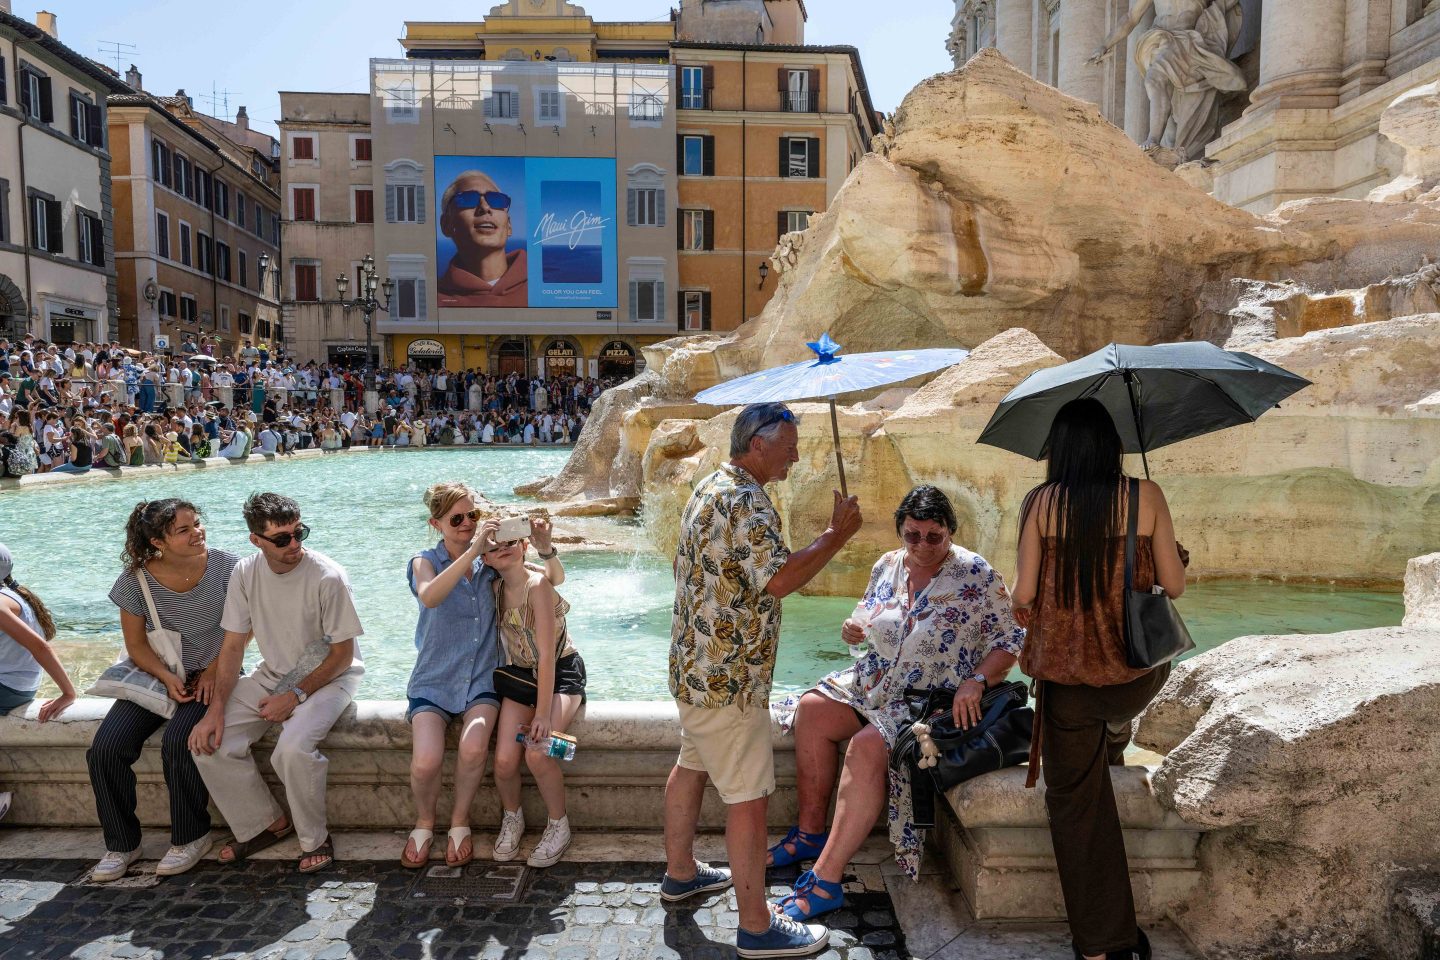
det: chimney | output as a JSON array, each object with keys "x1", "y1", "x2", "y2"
[
  {"x1": 236, "y1": 105, "x2": 249, "y2": 131},
  {"x1": 35, "y1": 10, "x2": 57, "y2": 38},
  {"x1": 0, "y1": 2, "x2": 12, "y2": 15},
  {"x1": 175, "y1": 88, "x2": 192, "y2": 109},
  {"x1": 125, "y1": 64, "x2": 142, "y2": 91}
]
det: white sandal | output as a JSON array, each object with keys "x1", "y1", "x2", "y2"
[
  {"x1": 447, "y1": 826, "x2": 474, "y2": 867},
  {"x1": 401, "y1": 828, "x2": 434, "y2": 869}
]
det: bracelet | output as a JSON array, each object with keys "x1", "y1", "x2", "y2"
[{"x1": 538, "y1": 547, "x2": 559, "y2": 560}]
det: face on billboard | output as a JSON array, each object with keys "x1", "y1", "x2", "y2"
[{"x1": 436, "y1": 155, "x2": 617, "y2": 311}]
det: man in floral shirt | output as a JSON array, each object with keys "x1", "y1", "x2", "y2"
[{"x1": 660, "y1": 401, "x2": 862, "y2": 959}]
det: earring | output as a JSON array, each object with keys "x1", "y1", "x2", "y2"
[{"x1": 155, "y1": 549, "x2": 164, "y2": 559}]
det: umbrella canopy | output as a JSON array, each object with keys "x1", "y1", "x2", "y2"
[
  {"x1": 696, "y1": 334, "x2": 971, "y2": 495},
  {"x1": 188, "y1": 354, "x2": 218, "y2": 365},
  {"x1": 977, "y1": 342, "x2": 1310, "y2": 474}
]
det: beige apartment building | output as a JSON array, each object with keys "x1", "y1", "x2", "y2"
[
  {"x1": 0, "y1": 8, "x2": 126, "y2": 344},
  {"x1": 108, "y1": 73, "x2": 282, "y2": 355},
  {"x1": 277, "y1": 92, "x2": 377, "y2": 367}
]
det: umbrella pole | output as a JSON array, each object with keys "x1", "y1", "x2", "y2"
[
  {"x1": 1124, "y1": 373, "x2": 1151, "y2": 480},
  {"x1": 828, "y1": 396, "x2": 848, "y2": 498}
]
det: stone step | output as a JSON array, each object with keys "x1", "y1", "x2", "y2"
[
  {"x1": 936, "y1": 765, "x2": 1209, "y2": 923},
  {"x1": 1389, "y1": 872, "x2": 1440, "y2": 960}
]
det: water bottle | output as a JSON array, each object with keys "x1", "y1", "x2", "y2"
[
  {"x1": 848, "y1": 601, "x2": 873, "y2": 658},
  {"x1": 516, "y1": 729, "x2": 578, "y2": 761}
]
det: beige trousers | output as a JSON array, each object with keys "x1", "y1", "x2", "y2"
[{"x1": 193, "y1": 674, "x2": 354, "y2": 853}]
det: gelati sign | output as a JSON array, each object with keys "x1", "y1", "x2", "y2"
[{"x1": 407, "y1": 338, "x2": 445, "y2": 357}]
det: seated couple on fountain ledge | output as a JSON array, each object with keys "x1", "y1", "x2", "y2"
[{"x1": 663, "y1": 399, "x2": 1186, "y2": 960}]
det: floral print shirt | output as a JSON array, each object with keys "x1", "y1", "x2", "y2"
[
  {"x1": 773, "y1": 545, "x2": 1026, "y2": 879},
  {"x1": 670, "y1": 463, "x2": 790, "y2": 709}
]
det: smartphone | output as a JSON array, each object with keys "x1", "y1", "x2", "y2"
[{"x1": 497, "y1": 515, "x2": 532, "y2": 543}]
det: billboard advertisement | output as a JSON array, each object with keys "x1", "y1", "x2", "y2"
[{"x1": 435, "y1": 156, "x2": 618, "y2": 310}]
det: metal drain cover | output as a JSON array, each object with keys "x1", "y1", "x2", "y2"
[{"x1": 410, "y1": 863, "x2": 530, "y2": 902}]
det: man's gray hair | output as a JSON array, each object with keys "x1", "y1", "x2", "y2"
[{"x1": 730, "y1": 402, "x2": 795, "y2": 457}]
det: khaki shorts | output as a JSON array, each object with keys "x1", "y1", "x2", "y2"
[{"x1": 676, "y1": 700, "x2": 776, "y2": 805}]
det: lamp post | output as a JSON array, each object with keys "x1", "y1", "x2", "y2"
[
  {"x1": 256, "y1": 250, "x2": 282, "y2": 355},
  {"x1": 757, "y1": 259, "x2": 770, "y2": 289},
  {"x1": 336, "y1": 253, "x2": 393, "y2": 414}
]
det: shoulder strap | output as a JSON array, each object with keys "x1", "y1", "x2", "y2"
[
  {"x1": 137, "y1": 565, "x2": 165, "y2": 631},
  {"x1": 1124, "y1": 477, "x2": 1139, "y2": 593}
]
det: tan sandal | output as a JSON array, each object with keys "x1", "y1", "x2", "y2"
[
  {"x1": 447, "y1": 826, "x2": 474, "y2": 867},
  {"x1": 401, "y1": 828, "x2": 434, "y2": 869}
]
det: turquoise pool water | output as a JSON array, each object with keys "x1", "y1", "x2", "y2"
[{"x1": 1, "y1": 450, "x2": 1405, "y2": 700}]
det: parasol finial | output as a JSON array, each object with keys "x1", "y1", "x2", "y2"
[{"x1": 806, "y1": 333, "x2": 843, "y2": 364}]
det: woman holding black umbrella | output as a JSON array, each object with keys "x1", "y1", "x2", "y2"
[{"x1": 1010, "y1": 398, "x2": 1188, "y2": 960}]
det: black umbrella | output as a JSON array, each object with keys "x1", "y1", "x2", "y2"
[{"x1": 976, "y1": 342, "x2": 1311, "y2": 476}]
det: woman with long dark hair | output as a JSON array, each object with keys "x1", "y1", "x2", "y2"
[
  {"x1": 0, "y1": 542, "x2": 78, "y2": 720},
  {"x1": 1011, "y1": 398, "x2": 1188, "y2": 960},
  {"x1": 86, "y1": 499, "x2": 239, "y2": 883}
]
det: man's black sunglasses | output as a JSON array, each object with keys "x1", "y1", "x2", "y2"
[
  {"x1": 257, "y1": 523, "x2": 311, "y2": 548},
  {"x1": 449, "y1": 190, "x2": 512, "y2": 213}
]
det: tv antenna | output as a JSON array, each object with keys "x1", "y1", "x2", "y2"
[
  {"x1": 200, "y1": 82, "x2": 239, "y2": 120},
  {"x1": 97, "y1": 40, "x2": 137, "y2": 75}
]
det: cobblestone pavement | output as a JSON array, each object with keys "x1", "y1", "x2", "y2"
[{"x1": 0, "y1": 859, "x2": 910, "y2": 960}]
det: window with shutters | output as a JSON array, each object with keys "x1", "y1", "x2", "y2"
[
  {"x1": 158, "y1": 289, "x2": 177, "y2": 318},
  {"x1": 292, "y1": 186, "x2": 316, "y2": 222},
  {"x1": 152, "y1": 139, "x2": 173, "y2": 188},
  {"x1": 180, "y1": 295, "x2": 198, "y2": 324},
  {"x1": 385, "y1": 160, "x2": 427, "y2": 224},
  {"x1": 195, "y1": 168, "x2": 211, "y2": 209},
  {"x1": 238, "y1": 312, "x2": 252, "y2": 335},
  {"x1": 293, "y1": 263, "x2": 319, "y2": 302},
  {"x1": 783, "y1": 210, "x2": 813, "y2": 236},
  {"x1": 627, "y1": 258, "x2": 667, "y2": 323},
  {"x1": 179, "y1": 222, "x2": 192, "y2": 267},
  {"x1": 215, "y1": 182, "x2": 230, "y2": 220},
  {"x1": 19, "y1": 67, "x2": 52, "y2": 123},
  {"x1": 69, "y1": 93, "x2": 102, "y2": 147},
  {"x1": 255, "y1": 201, "x2": 264, "y2": 236},
  {"x1": 155, "y1": 212, "x2": 170, "y2": 259},
  {"x1": 237, "y1": 192, "x2": 246, "y2": 228},
  {"x1": 290, "y1": 135, "x2": 315, "y2": 160},
  {"x1": 79, "y1": 211, "x2": 104, "y2": 266},
  {"x1": 625, "y1": 164, "x2": 665, "y2": 229},
  {"x1": 682, "y1": 291, "x2": 711, "y2": 331},
  {"x1": 354, "y1": 188, "x2": 374, "y2": 224},
  {"x1": 197, "y1": 233, "x2": 213, "y2": 274},
  {"x1": 386, "y1": 79, "x2": 419, "y2": 124},
  {"x1": 536, "y1": 88, "x2": 564, "y2": 125},
  {"x1": 0, "y1": 57, "x2": 6, "y2": 106},
  {"x1": 681, "y1": 210, "x2": 712, "y2": 251},
  {"x1": 216, "y1": 242, "x2": 231, "y2": 281},
  {"x1": 0, "y1": 179, "x2": 9, "y2": 244},
  {"x1": 175, "y1": 155, "x2": 193, "y2": 199},
  {"x1": 781, "y1": 68, "x2": 819, "y2": 112},
  {"x1": 780, "y1": 137, "x2": 821, "y2": 178},
  {"x1": 680, "y1": 135, "x2": 712, "y2": 176},
  {"x1": 29, "y1": 193, "x2": 62, "y2": 254},
  {"x1": 239, "y1": 250, "x2": 248, "y2": 288},
  {"x1": 353, "y1": 137, "x2": 372, "y2": 161},
  {"x1": 483, "y1": 88, "x2": 520, "y2": 121},
  {"x1": 219, "y1": 306, "x2": 231, "y2": 333},
  {"x1": 387, "y1": 255, "x2": 428, "y2": 321},
  {"x1": 680, "y1": 66, "x2": 709, "y2": 110}
]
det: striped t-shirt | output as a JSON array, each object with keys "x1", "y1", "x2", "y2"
[{"x1": 108, "y1": 549, "x2": 239, "y2": 674}]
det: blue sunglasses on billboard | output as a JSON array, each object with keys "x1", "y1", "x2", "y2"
[{"x1": 449, "y1": 190, "x2": 513, "y2": 213}]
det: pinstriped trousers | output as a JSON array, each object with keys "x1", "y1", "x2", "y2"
[{"x1": 86, "y1": 698, "x2": 212, "y2": 854}]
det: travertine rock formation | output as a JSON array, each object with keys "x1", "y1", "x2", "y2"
[{"x1": 1137, "y1": 554, "x2": 1440, "y2": 959}]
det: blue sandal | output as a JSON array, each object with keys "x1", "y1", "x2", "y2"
[
  {"x1": 766, "y1": 826, "x2": 829, "y2": 868},
  {"x1": 776, "y1": 869, "x2": 845, "y2": 921}
]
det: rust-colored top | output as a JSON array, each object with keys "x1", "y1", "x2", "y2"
[{"x1": 1020, "y1": 536, "x2": 1154, "y2": 687}]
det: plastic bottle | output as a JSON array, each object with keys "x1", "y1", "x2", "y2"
[{"x1": 516, "y1": 730, "x2": 578, "y2": 761}]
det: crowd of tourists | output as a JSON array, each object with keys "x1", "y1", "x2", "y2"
[
  {"x1": 0, "y1": 335, "x2": 610, "y2": 476},
  {"x1": 0, "y1": 396, "x2": 1179, "y2": 960}
]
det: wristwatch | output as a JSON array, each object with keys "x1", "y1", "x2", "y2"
[
  {"x1": 969, "y1": 672, "x2": 987, "y2": 687},
  {"x1": 538, "y1": 547, "x2": 559, "y2": 560},
  {"x1": 293, "y1": 688, "x2": 308, "y2": 704}
]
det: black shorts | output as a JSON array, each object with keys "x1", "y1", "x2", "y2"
[{"x1": 493, "y1": 652, "x2": 587, "y2": 708}]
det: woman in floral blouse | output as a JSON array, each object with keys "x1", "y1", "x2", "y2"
[{"x1": 771, "y1": 486, "x2": 1026, "y2": 918}]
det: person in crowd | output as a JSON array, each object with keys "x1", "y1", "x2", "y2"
[
  {"x1": 1010, "y1": 398, "x2": 1188, "y2": 960},
  {"x1": 486, "y1": 514, "x2": 581, "y2": 869},
  {"x1": 402, "y1": 486, "x2": 566, "y2": 869},
  {"x1": 9, "y1": 411, "x2": 38, "y2": 476},
  {"x1": 769, "y1": 486, "x2": 1025, "y2": 919},
  {"x1": 87, "y1": 500, "x2": 240, "y2": 882},
  {"x1": 98, "y1": 423, "x2": 125, "y2": 469},
  {"x1": 50, "y1": 424, "x2": 94, "y2": 474},
  {"x1": 187, "y1": 493, "x2": 364, "y2": 874},
  {"x1": 122, "y1": 423, "x2": 144, "y2": 466},
  {"x1": 189, "y1": 424, "x2": 212, "y2": 460},
  {"x1": 0, "y1": 542, "x2": 77, "y2": 721},
  {"x1": 662, "y1": 402, "x2": 863, "y2": 960},
  {"x1": 141, "y1": 424, "x2": 164, "y2": 465}
]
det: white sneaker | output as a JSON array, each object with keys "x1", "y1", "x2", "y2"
[
  {"x1": 493, "y1": 809, "x2": 525, "y2": 862},
  {"x1": 91, "y1": 849, "x2": 140, "y2": 883},
  {"x1": 526, "y1": 816, "x2": 571, "y2": 868},
  {"x1": 155, "y1": 836, "x2": 214, "y2": 877}
]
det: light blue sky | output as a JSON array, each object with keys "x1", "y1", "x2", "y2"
[{"x1": 14, "y1": 0, "x2": 955, "y2": 137}]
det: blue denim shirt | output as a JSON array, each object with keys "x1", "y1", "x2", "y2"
[{"x1": 406, "y1": 542, "x2": 499, "y2": 713}]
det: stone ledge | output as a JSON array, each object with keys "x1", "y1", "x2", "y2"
[{"x1": 937, "y1": 766, "x2": 1209, "y2": 922}]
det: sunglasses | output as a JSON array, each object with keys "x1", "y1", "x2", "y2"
[
  {"x1": 449, "y1": 190, "x2": 512, "y2": 213},
  {"x1": 448, "y1": 508, "x2": 485, "y2": 528},
  {"x1": 256, "y1": 523, "x2": 311, "y2": 548},
  {"x1": 902, "y1": 530, "x2": 949, "y2": 546}
]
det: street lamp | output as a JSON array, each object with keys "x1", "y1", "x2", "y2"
[
  {"x1": 757, "y1": 260, "x2": 770, "y2": 289},
  {"x1": 256, "y1": 251, "x2": 280, "y2": 349},
  {"x1": 336, "y1": 253, "x2": 393, "y2": 395}
]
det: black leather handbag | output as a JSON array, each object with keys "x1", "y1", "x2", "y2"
[
  {"x1": 1123, "y1": 477, "x2": 1195, "y2": 669},
  {"x1": 889, "y1": 681, "x2": 1034, "y2": 828}
]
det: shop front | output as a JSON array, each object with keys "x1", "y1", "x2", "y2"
[
  {"x1": 543, "y1": 339, "x2": 580, "y2": 377},
  {"x1": 327, "y1": 344, "x2": 378, "y2": 370},
  {"x1": 44, "y1": 301, "x2": 104, "y2": 346},
  {"x1": 406, "y1": 338, "x2": 447, "y2": 371},
  {"x1": 598, "y1": 339, "x2": 638, "y2": 380}
]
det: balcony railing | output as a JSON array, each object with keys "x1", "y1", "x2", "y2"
[
  {"x1": 679, "y1": 89, "x2": 712, "y2": 110},
  {"x1": 781, "y1": 91, "x2": 819, "y2": 113}
]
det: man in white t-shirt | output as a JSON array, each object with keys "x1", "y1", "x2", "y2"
[
  {"x1": 256, "y1": 426, "x2": 281, "y2": 454},
  {"x1": 189, "y1": 493, "x2": 363, "y2": 873}
]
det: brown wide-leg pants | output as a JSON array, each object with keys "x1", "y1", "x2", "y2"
[{"x1": 1040, "y1": 665, "x2": 1171, "y2": 955}]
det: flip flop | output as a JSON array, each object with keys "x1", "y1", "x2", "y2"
[
  {"x1": 401, "y1": 828, "x2": 434, "y2": 869},
  {"x1": 218, "y1": 824, "x2": 294, "y2": 865},
  {"x1": 298, "y1": 835, "x2": 335, "y2": 874},
  {"x1": 447, "y1": 827, "x2": 474, "y2": 867}
]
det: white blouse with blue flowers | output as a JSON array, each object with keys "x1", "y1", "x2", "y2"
[{"x1": 772, "y1": 544, "x2": 1026, "y2": 880}]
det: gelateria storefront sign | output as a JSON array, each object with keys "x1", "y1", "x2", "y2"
[{"x1": 407, "y1": 339, "x2": 446, "y2": 358}]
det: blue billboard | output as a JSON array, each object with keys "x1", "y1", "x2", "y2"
[{"x1": 435, "y1": 156, "x2": 618, "y2": 310}]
